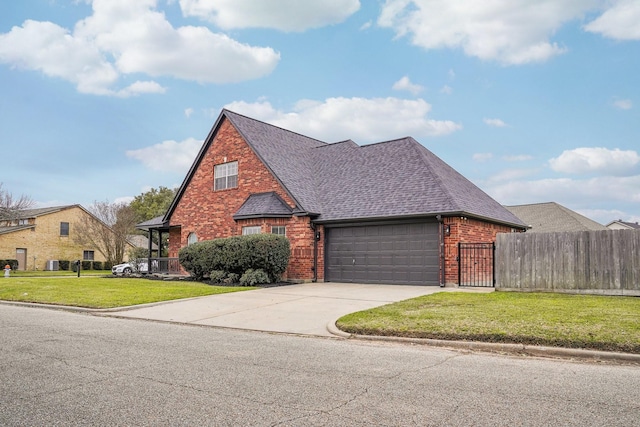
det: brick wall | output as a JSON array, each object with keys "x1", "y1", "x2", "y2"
[
  {"x1": 442, "y1": 216, "x2": 519, "y2": 284},
  {"x1": 168, "y1": 117, "x2": 321, "y2": 281}
]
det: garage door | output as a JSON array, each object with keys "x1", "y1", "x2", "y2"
[{"x1": 325, "y1": 221, "x2": 440, "y2": 285}]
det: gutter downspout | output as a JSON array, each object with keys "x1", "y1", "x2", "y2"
[
  {"x1": 436, "y1": 215, "x2": 445, "y2": 287},
  {"x1": 310, "y1": 222, "x2": 318, "y2": 282}
]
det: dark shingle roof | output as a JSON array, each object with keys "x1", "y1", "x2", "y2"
[
  {"x1": 13, "y1": 205, "x2": 73, "y2": 219},
  {"x1": 169, "y1": 110, "x2": 527, "y2": 228},
  {"x1": 505, "y1": 202, "x2": 606, "y2": 233},
  {"x1": 234, "y1": 192, "x2": 294, "y2": 220}
]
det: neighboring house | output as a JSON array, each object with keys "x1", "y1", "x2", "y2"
[
  {"x1": 504, "y1": 202, "x2": 607, "y2": 233},
  {"x1": 605, "y1": 220, "x2": 640, "y2": 230},
  {"x1": 127, "y1": 234, "x2": 159, "y2": 256},
  {"x1": 144, "y1": 109, "x2": 526, "y2": 285},
  {"x1": 0, "y1": 205, "x2": 133, "y2": 270}
]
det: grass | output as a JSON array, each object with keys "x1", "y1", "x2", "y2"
[
  {"x1": 336, "y1": 292, "x2": 640, "y2": 354},
  {"x1": 9, "y1": 270, "x2": 108, "y2": 277},
  {"x1": 0, "y1": 276, "x2": 253, "y2": 309}
]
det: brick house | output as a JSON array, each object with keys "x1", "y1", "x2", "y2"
[
  {"x1": 149, "y1": 109, "x2": 526, "y2": 285},
  {"x1": 0, "y1": 205, "x2": 133, "y2": 271}
]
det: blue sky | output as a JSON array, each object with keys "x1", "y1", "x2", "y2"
[{"x1": 1, "y1": 0, "x2": 639, "y2": 224}]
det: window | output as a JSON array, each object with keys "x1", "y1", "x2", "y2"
[
  {"x1": 242, "y1": 226, "x2": 261, "y2": 235},
  {"x1": 83, "y1": 250, "x2": 95, "y2": 261},
  {"x1": 187, "y1": 232, "x2": 198, "y2": 245},
  {"x1": 18, "y1": 219, "x2": 28, "y2": 225},
  {"x1": 271, "y1": 226, "x2": 286, "y2": 236},
  {"x1": 60, "y1": 222, "x2": 69, "y2": 236},
  {"x1": 214, "y1": 161, "x2": 238, "y2": 190}
]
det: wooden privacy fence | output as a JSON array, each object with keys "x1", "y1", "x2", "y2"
[{"x1": 495, "y1": 230, "x2": 640, "y2": 296}]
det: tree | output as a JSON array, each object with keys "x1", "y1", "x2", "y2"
[
  {"x1": 129, "y1": 186, "x2": 177, "y2": 222},
  {"x1": 0, "y1": 183, "x2": 34, "y2": 221},
  {"x1": 74, "y1": 201, "x2": 139, "y2": 265}
]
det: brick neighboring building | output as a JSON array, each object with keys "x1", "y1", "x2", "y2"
[
  {"x1": 0, "y1": 205, "x2": 132, "y2": 271},
  {"x1": 149, "y1": 109, "x2": 526, "y2": 285}
]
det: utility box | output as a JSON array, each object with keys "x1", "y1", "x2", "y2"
[{"x1": 46, "y1": 260, "x2": 59, "y2": 271}]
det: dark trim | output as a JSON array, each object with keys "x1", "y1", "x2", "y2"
[
  {"x1": 233, "y1": 214, "x2": 293, "y2": 221},
  {"x1": 314, "y1": 211, "x2": 527, "y2": 230},
  {"x1": 319, "y1": 216, "x2": 440, "y2": 228}
]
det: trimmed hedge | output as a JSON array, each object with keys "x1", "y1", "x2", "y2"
[
  {"x1": 240, "y1": 268, "x2": 270, "y2": 286},
  {"x1": 179, "y1": 234, "x2": 290, "y2": 281},
  {"x1": 59, "y1": 260, "x2": 70, "y2": 271},
  {"x1": 0, "y1": 259, "x2": 19, "y2": 271}
]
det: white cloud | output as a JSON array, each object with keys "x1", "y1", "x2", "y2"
[
  {"x1": 613, "y1": 99, "x2": 633, "y2": 110},
  {"x1": 584, "y1": 0, "x2": 640, "y2": 40},
  {"x1": 549, "y1": 147, "x2": 640, "y2": 175},
  {"x1": 485, "y1": 175, "x2": 640, "y2": 208},
  {"x1": 440, "y1": 85, "x2": 453, "y2": 95},
  {"x1": 377, "y1": 0, "x2": 607, "y2": 65},
  {"x1": 126, "y1": 138, "x2": 202, "y2": 173},
  {"x1": 473, "y1": 153, "x2": 493, "y2": 162},
  {"x1": 392, "y1": 76, "x2": 424, "y2": 95},
  {"x1": 179, "y1": 0, "x2": 360, "y2": 32},
  {"x1": 0, "y1": 0, "x2": 279, "y2": 96},
  {"x1": 224, "y1": 97, "x2": 461, "y2": 143},
  {"x1": 360, "y1": 21, "x2": 372, "y2": 31},
  {"x1": 184, "y1": 108, "x2": 194, "y2": 118},
  {"x1": 483, "y1": 118, "x2": 508, "y2": 127},
  {"x1": 116, "y1": 81, "x2": 166, "y2": 97}
]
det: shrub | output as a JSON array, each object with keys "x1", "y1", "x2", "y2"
[
  {"x1": 92, "y1": 261, "x2": 103, "y2": 271},
  {"x1": 209, "y1": 270, "x2": 227, "y2": 283},
  {"x1": 240, "y1": 269, "x2": 270, "y2": 286},
  {"x1": 103, "y1": 261, "x2": 113, "y2": 270},
  {"x1": 223, "y1": 273, "x2": 239, "y2": 284},
  {"x1": 179, "y1": 234, "x2": 290, "y2": 282},
  {"x1": 0, "y1": 259, "x2": 19, "y2": 271},
  {"x1": 59, "y1": 260, "x2": 70, "y2": 271},
  {"x1": 82, "y1": 261, "x2": 92, "y2": 271}
]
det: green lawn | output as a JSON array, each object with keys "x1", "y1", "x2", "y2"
[
  {"x1": 9, "y1": 270, "x2": 108, "y2": 277},
  {"x1": 336, "y1": 292, "x2": 640, "y2": 354},
  {"x1": 0, "y1": 276, "x2": 253, "y2": 309}
]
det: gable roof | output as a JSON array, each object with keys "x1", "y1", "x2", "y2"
[
  {"x1": 606, "y1": 219, "x2": 640, "y2": 230},
  {"x1": 6, "y1": 205, "x2": 75, "y2": 219},
  {"x1": 167, "y1": 109, "x2": 526, "y2": 228},
  {"x1": 233, "y1": 192, "x2": 294, "y2": 220},
  {"x1": 505, "y1": 202, "x2": 606, "y2": 233}
]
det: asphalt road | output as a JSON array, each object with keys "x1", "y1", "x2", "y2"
[{"x1": 1, "y1": 305, "x2": 638, "y2": 426}]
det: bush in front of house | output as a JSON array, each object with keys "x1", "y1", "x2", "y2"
[
  {"x1": 209, "y1": 270, "x2": 227, "y2": 283},
  {"x1": 179, "y1": 234, "x2": 290, "y2": 282},
  {"x1": 1, "y1": 259, "x2": 19, "y2": 271},
  {"x1": 92, "y1": 261, "x2": 103, "y2": 270},
  {"x1": 240, "y1": 268, "x2": 270, "y2": 286},
  {"x1": 82, "y1": 261, "x2": 92, "y2": 271},
  {"x1": 59, "y1": 260, "x2": 70, "y2": 271}
]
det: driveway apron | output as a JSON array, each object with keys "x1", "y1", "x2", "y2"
[{"x1": 110, "y1": 282, "x2": 493, "y2": 336}]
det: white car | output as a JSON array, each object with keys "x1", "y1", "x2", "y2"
[{"x1": 111, "y1": 261, "x2": 148, "y2": 275}]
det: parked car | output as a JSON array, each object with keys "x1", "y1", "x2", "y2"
[{"x1": 111, "y1": 260, "x2": 148, "y2": 275}]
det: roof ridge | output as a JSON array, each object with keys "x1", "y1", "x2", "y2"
[{"x1": 222, "y1": 109, "x2": 329, "y2": 145}]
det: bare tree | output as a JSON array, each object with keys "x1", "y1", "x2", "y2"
[
  {"x1": 74, "y1": 201, "x2": 139, "y2": 265},
  {"x1": 0, "y1": 183, "x2": 34, "y2": 221}
]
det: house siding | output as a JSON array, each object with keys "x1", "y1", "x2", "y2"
[
  {"x1": 0, "y1": 207, "x2": 109, "y2": 271},
  {"x1": 442, "y1": 216, "x2": 517, "y2": 284},
  {"x1": 168, "y1": 117, "x2": 321, "y2": 281}
]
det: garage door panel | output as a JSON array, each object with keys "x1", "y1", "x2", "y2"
[{"x1": 326, "y1": 221, "x2": 439, "y2": 285}]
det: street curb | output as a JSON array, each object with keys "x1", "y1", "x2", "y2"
[{"x1": 327, "y1": 320, "x2": 640, "y2": 364}]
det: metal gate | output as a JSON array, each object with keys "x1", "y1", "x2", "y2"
[{"x1": 458, "y1": 242, "x2": 495, "y2": 287}]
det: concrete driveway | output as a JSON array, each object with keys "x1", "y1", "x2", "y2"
[{"x1": 109, "y1": 282, "x2": 493, "y2": 337}]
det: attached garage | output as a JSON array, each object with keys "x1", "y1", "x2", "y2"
[{"x1": 324, "y1": 221, "x2": 440, "y2": 285}]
